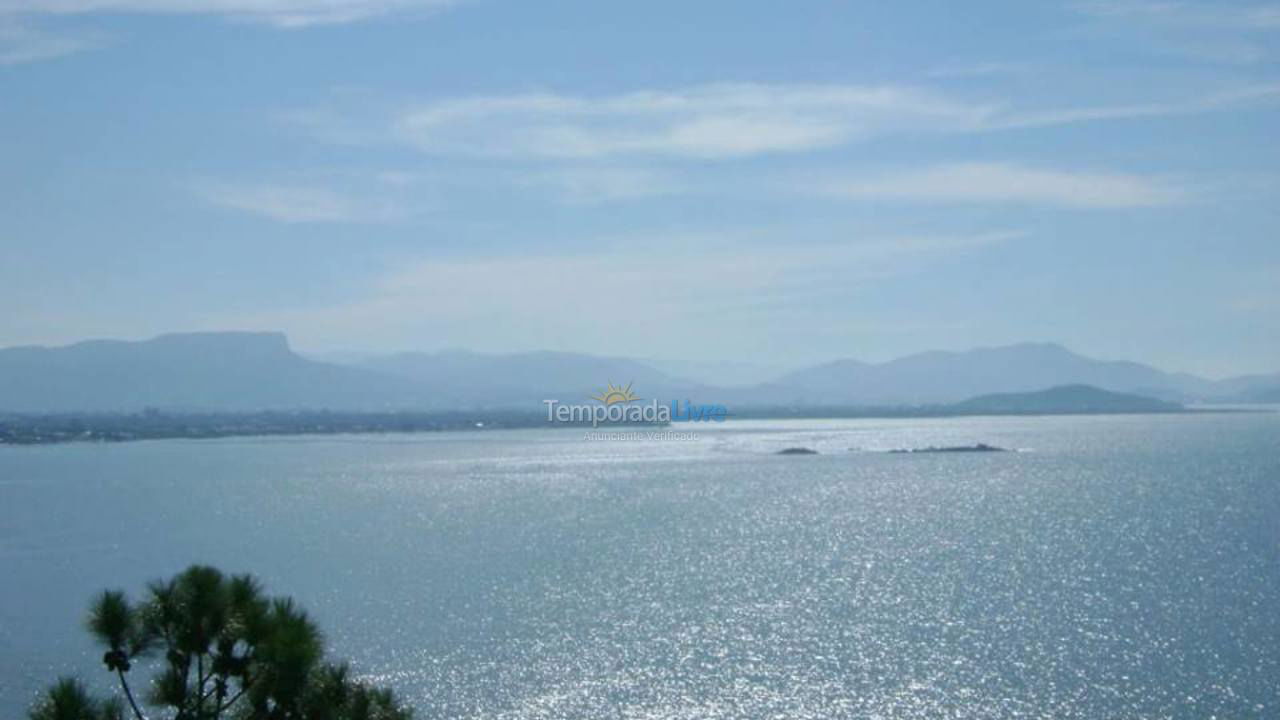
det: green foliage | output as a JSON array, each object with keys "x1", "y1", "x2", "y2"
[
  {"x1": 30, "y1": 566, "x2": 413, "y2": 720},
  {"x1": 28, "y1": 679, "x2": 124, "y2": 720}
]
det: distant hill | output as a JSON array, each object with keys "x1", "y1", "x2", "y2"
[
  {"x1": 1235, "y1": 385, "x2": 1280, "y2": 403},
  {"x1": 0, "y1": 333, "x2": 420, "y2": 412},
  {"x1": 767, "y1": 342, "x2": 1220, "y2": 406},
  {"x1": 640, "y1": 357, "x2": 794, "y2": 387},
  {"x1": 0, "y1": 333, "x2": 1273, "y2": 413},
  {"x1": 1219, "y1": 376, "x2": 1280, "y2": 403},
  {"x1": 950, "y1": 384, "x2": 1183, "y2": 415}
]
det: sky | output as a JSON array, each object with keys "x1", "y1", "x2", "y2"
[{"x1": 1, "y1": 0, "x2": 1277, "y2": 377}]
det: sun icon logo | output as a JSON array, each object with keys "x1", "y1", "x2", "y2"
[{"x1": 592, "y1": 381, "x2": 640, "y2": 405}]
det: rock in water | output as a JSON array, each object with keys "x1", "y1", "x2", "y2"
[{"x1": 889, "y1": 443, "x2": 1008, "y2": 454}]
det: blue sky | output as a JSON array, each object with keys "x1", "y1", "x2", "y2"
[{"x1": 1, "y1": 0, "x2": 1277, "y2": 376}]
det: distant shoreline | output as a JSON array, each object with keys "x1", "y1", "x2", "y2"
[{"x1": 0, "y1": 405, "x2": 1267, "y2": 446}]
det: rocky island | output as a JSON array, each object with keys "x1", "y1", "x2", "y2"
[{"x1": 889, "y1": 443, "x2": 1009, "y2": 454}]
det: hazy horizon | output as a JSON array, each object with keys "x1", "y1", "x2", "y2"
[
  {"x1": 1, "y1": 329, "x2": 1274, "y2": 387},
  {"x1": 4, "y1": 1, "x2": 1279, "y2": 376}
]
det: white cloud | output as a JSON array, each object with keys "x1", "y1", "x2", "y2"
[
  {"x1": 308, "y1": 80, "x2": 1280, "y2": 160},
  {"x1": 0, "y1": 17, "x2": 103, "y2": 64},
  {"x1": 0, "y1": 0, "x2": 462, "y2": 28},
  {"x1": 392, "y1": 84, "x2": 996, "y2": 159},
  {"x1": 1074, "y1": 1, "x2": 1280, "y2": 30},
  {"x1": 983, "y1": 83, "x2": 1280, "y2": 129},
  {"x1": 197, "y1": 179, "x2": 415, "y2": 223},
  {"x1": 0, "y1": 0, "x2": 463, "y2": 63},
  {"x1": 1073, "y1": 1, "x2": 1280, "y2": 64},
  {"x1": 827, "y1": 163, "x2": 1184, "y2": 208}
]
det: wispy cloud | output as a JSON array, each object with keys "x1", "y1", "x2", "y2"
[
  {"x1": 1074, "y1": 1, "x2": 1280, "y2": 30},
  {"x1": 197, "y1": 178, "x2": 418, "y2": 223},
  {"x1": 391, "y1": 84, "x2": 996, "y2": 159},
  {"x1": 0, "y1": 0, "x2": 463, "y2": 28},
  {"x1": 826, "y1": 163, "x2": 1185, "y2": 208},
  {"x1": 0, "y1": 0, "x2": 463, "y2": 63},
  {"x1": 1073, "y1": 1, "x2": 1280, "y2": 63},
  {"x1": 0, "y1": 17, "x2": 103, "y2": 64},
  {"x1": 285, "y1": 81, "x2": 1280, "y2": 161},
  {"x1": 995, "y1": 83, "x2": 1280, "y2": 128}
]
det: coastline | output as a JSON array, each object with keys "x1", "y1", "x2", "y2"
[{"x1": 1, "y1": 405, "x2": 1266, "y2": 446}]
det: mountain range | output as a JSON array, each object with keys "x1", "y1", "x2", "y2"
[
  {"x1": 0, "y1": 332, "x2": 1275, "y2": 413},
  {"x1": 759, "y1": 342, "x2": 1265, "y2": 405}
]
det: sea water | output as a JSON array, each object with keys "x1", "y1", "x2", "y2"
[{"x1": 2, "y1": 413, "x2": 1277, "y2": 718}]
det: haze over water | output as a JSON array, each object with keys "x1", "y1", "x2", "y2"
[{"x1": 2, "y1": 413, "x2": 1278, "y2": 718}]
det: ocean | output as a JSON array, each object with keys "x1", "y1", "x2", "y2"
[{"x1": 2, "y1": 413, "x2": 1277, "y2": 718}]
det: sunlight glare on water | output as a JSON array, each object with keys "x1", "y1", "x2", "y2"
[{"x1": 1, "y1": 413, "x2": 1278, "y2": 719}]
